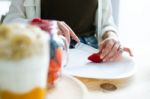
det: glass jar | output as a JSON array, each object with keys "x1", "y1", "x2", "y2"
[
  {"x1": 0, "y1": 24, "x2": 49, "y2": 99},
  {"x1": 47, "y1": 21, "x2": 68, "y2": 87}
]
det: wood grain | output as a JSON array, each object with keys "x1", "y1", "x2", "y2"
[{"x1": 75, "y1": 76, "x2": 134, "y2": 92}]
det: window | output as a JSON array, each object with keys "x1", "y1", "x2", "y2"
[{"x1": 0, "y1": 0, "x2": 11, "y2": 22}]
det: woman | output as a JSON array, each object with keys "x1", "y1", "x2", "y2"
[{"x1": 3, "y1": 0, "x2": 132, "y2": 62}]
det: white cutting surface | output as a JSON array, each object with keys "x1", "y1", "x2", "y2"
[{"x1": 63, "y1": 43, "x2": 135, "y2": 79}]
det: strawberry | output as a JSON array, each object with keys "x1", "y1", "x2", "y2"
[
  {"x1": 31, "y1": 18, "x2": 52, "y2": 33},
  {"x1": 88, "y1": 51, "x2": 103, "y2": 63},
  {"x1": 31, "y1": 18, "x2": 42, "y2": 23}
]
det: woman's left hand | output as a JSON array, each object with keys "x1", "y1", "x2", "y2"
[
  {"x1": 57, "y1": 21, "x2": 80, "y2": 44},
  {"x1": 99, "y1": 32, "x2": 133, "y2": 62}
]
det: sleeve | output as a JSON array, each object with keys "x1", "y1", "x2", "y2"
[
  {"x1": 101, "y1": 0, "x2": 118, "y2": 37},
  {"x1": 3, "y1": 0, "x2": 29, "y2": 24}
]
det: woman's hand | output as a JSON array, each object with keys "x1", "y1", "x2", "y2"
[
  {"x1": 57, "y1": 21, "x2": 80, "y2": 44},
  {"x1": 99, "y1": 32, "x2": 133, "y2": 62},
  {"x1": 30, "y1": 18, "x2": 80, "y2": 44}
]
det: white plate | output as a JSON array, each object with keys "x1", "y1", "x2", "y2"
[
  {"x1": 63, "y1": 46, "x2": 136, "y2": 79},
  {"x1": 46, "y1": 74, "x2": 87, "y2": 99}
]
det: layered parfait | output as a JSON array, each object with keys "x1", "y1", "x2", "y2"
[{"x1": 0, "y1": 24, "x2": 49, "y2": 99}]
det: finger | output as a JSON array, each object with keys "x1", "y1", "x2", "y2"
[
  {"x1": 123, "y1": 47, "x2": 133, "y2": 56},
  {"x1": 58, "y1": 21, "x2": 70, "y2": 43},
  {"x1": 108, "y1": 44, "x2": 125, "y2": 61},
  {"x1": 108, "y1": 45, "x2": 123, "y2": 61},
  {"x1": 61, "y1": 22, "x2": 80, "y2": 43},
  {"x1": 57, "y1": 30, "x2": 62, "y2": 35},
  {"x1": 99, "y1": 39, "x2": 107, "y2": 51},
  {"x1": 100, "y1": 40, "x2": 115, "y2": 59},
  {"x1": 104, "y1": 42, "x2": 120, "y2": 61},
  {"x1": 109, "y1": 52, "x2": 120, "y2": 61},
  {"x1": 118, "y1": 45, "x2": 124, "y2": 54}
]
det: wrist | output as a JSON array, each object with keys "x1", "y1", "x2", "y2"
[{"x1": 102, "y1": 31, "x2": 118, "y2": 40}]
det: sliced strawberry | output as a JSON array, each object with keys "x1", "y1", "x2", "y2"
[{"x1": 88, "y1": 52, "x2": 103, "y2": 63}]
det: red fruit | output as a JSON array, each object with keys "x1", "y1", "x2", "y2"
[
  {"x1": 31, "y1": 18, "x2": 42, "y2": 23},
  {"x1": 48, "y1": 48, "x2": 62, "y2": 85},
  {"x1": 48, "y1": 72, "x2": 58, "y2": 85},
  {"x1": 55, "y1": 47, "x2": 62, "y2": 67},
  {"x1": 49, "y1": 48, "x2": 62, "y2": 72},
  {"x1": 88, "y1": 52, "x2": 103, "y2": 63},
  {"x1": 31, "y1": 18, "x2": 52, "y2": 33},
  {"x1": 41, "y1": 19, "x2": 49, "y2": 25},
  {"x1": 49, "y1": 59, "x2": 60, "y2": 72},
  {"x1": 48, "y1": 59, "x2": 60, "y2": 85}
]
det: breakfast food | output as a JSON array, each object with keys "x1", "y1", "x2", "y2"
[
  {"x1": 48, "y1": 39, "x2": 62, "y2": 86},
  {"x1": 31, "y1": 18, "x2": 52, "y2": 33},
  {"x1": 88, "y1": 51, "x2": 103, "y2": 63},
  {"x1": 0, "y1": 24, "x2": 49, "y2": 99},
  {"x1": 30, "y1": 18, "x2": 66, "y2": 87}
]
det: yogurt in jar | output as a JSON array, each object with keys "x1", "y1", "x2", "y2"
[{"x1": 0, "y1": 24, "x2": 49, "y2": 99}]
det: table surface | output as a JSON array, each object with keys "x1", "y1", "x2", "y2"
[{"x1": 75, "y1": 45, "x2": 150, "y2": 99}]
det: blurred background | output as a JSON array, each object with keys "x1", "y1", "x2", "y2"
[{"x1": 0, "y1": 0, "x2": 10, "y2": 22}]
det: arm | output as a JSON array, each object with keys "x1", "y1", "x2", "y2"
[
  {"x1": 99, "y1": 0, "x2": 132, "y2": 62},
  {"x1": 3, "y1": 0, "x2": 29, "y2": 24},
  {"x1": 101, "y1": 0, "x2": 118, "y2": 39}
]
